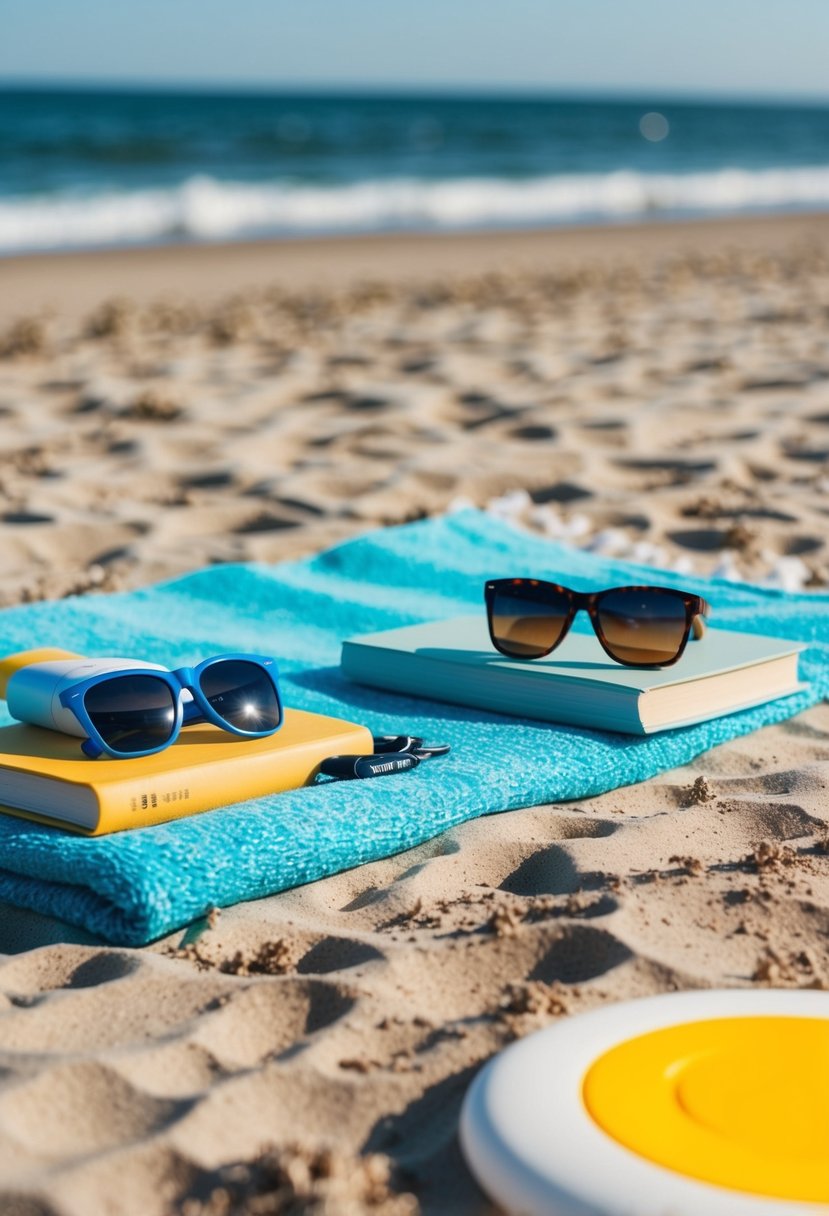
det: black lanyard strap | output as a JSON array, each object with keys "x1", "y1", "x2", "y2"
[{"x1": 316, "y1": 735, "x2": 450, "y2": 782}]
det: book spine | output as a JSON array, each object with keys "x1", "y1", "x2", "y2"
[{"x1": 93, "y1": 725, "x2": 372, "y2": 834}]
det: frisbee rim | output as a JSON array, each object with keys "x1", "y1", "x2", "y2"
[{"x1": 459, "y1": 988, "x2": 829, "y2": 1216}]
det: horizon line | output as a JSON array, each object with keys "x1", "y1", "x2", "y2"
[{"x1": 3, "y1": 76, "x2": 829, "y2": 109}]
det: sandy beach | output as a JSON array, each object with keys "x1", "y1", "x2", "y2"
[{"x1": 1, "y1": 214, "x2": 829, "y2": 1215}]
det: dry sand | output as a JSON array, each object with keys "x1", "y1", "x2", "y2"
[{"x1": 0, "y1": 215, "x2": 828, "y2": 1215}]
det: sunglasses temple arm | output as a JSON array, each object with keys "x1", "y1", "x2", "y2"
[
  {"x1": 691, "y1": 600, "x2": 711, "y2": 640},
  {"x1": 81, "y1": 736, "x2": 104, "y2": 759}
]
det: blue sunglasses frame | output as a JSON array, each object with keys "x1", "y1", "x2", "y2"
[{"x1": 58, "y1": 652, "x2": 283, "y2": 759}]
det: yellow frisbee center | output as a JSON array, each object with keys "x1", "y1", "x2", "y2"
[{"x1": 582, "y1": 1016, "x2": 829, "y2": 1202}]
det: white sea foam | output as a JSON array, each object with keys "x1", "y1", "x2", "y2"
[{"x1": 5, "y1": 165, "x2": 829, "y2": 253}]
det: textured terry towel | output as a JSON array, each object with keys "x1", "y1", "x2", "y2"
[{"x1": 0, "y1": 509, "x2": 827, "y2": 947}]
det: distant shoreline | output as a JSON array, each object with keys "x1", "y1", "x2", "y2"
[{"x1": 3, "y1": 208, "x2": 829, "y2": 325}]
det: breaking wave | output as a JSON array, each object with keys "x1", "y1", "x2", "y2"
[{"x1": 4, "y1": 165, "x2": 829, "y2": 253}]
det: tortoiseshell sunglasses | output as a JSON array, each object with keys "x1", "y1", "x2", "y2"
[{"x1": 485, "y1": 579, "x2": 710, "y2": 668}]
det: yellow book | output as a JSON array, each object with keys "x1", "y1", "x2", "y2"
[{"x1": 0, "y1": 709, "x2": 373, "y2": 836}]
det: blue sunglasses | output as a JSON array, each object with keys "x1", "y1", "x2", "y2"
[{"x1": 59, "y1": 653, "x2": 283, "y2": 759}]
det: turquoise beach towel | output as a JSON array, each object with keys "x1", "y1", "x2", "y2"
[{"x1": 0, "y1": 509, "x2": 826, "y2": 947}]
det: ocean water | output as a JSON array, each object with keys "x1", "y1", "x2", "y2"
[{"x1": 3, "y1": 87, "x2": 829, "y2": 254}]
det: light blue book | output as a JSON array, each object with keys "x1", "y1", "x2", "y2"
[{"x1": 341, "y1": 616, "x2": 804, "y2": 735}]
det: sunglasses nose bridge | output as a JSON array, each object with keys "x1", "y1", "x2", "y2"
[
  {"x1": 570, "y1": 590, "x2": 595, "y2": 621},
  {"x1": 162, "y1": 671, "x2": 198, "y2": 725},
  {"x1": 169, "y1": 666, "x2": 199, "y2": 692}
]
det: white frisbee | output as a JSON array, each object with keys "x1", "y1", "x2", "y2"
[{"x1": 460, "y1": 988, "x2": 829, "y2": 1216}]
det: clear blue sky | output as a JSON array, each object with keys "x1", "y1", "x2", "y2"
[{"x1": 3, "y1": 0, "x2": 829, "y2": 99}]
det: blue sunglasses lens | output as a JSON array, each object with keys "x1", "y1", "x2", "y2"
[
  {"x1": 84, "y1": 674, "x2": 176, "y2": 755},
  {"x1": 198, "y1": 660, "x2": 280, "y2": 733}
]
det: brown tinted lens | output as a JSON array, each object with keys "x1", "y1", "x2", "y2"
[
  {"x1": 490, "y1": 584, "x2": 570, "y2": 658},
  {"x1": 596, "y1": 588, "x2": 688, "y2": 665}
]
